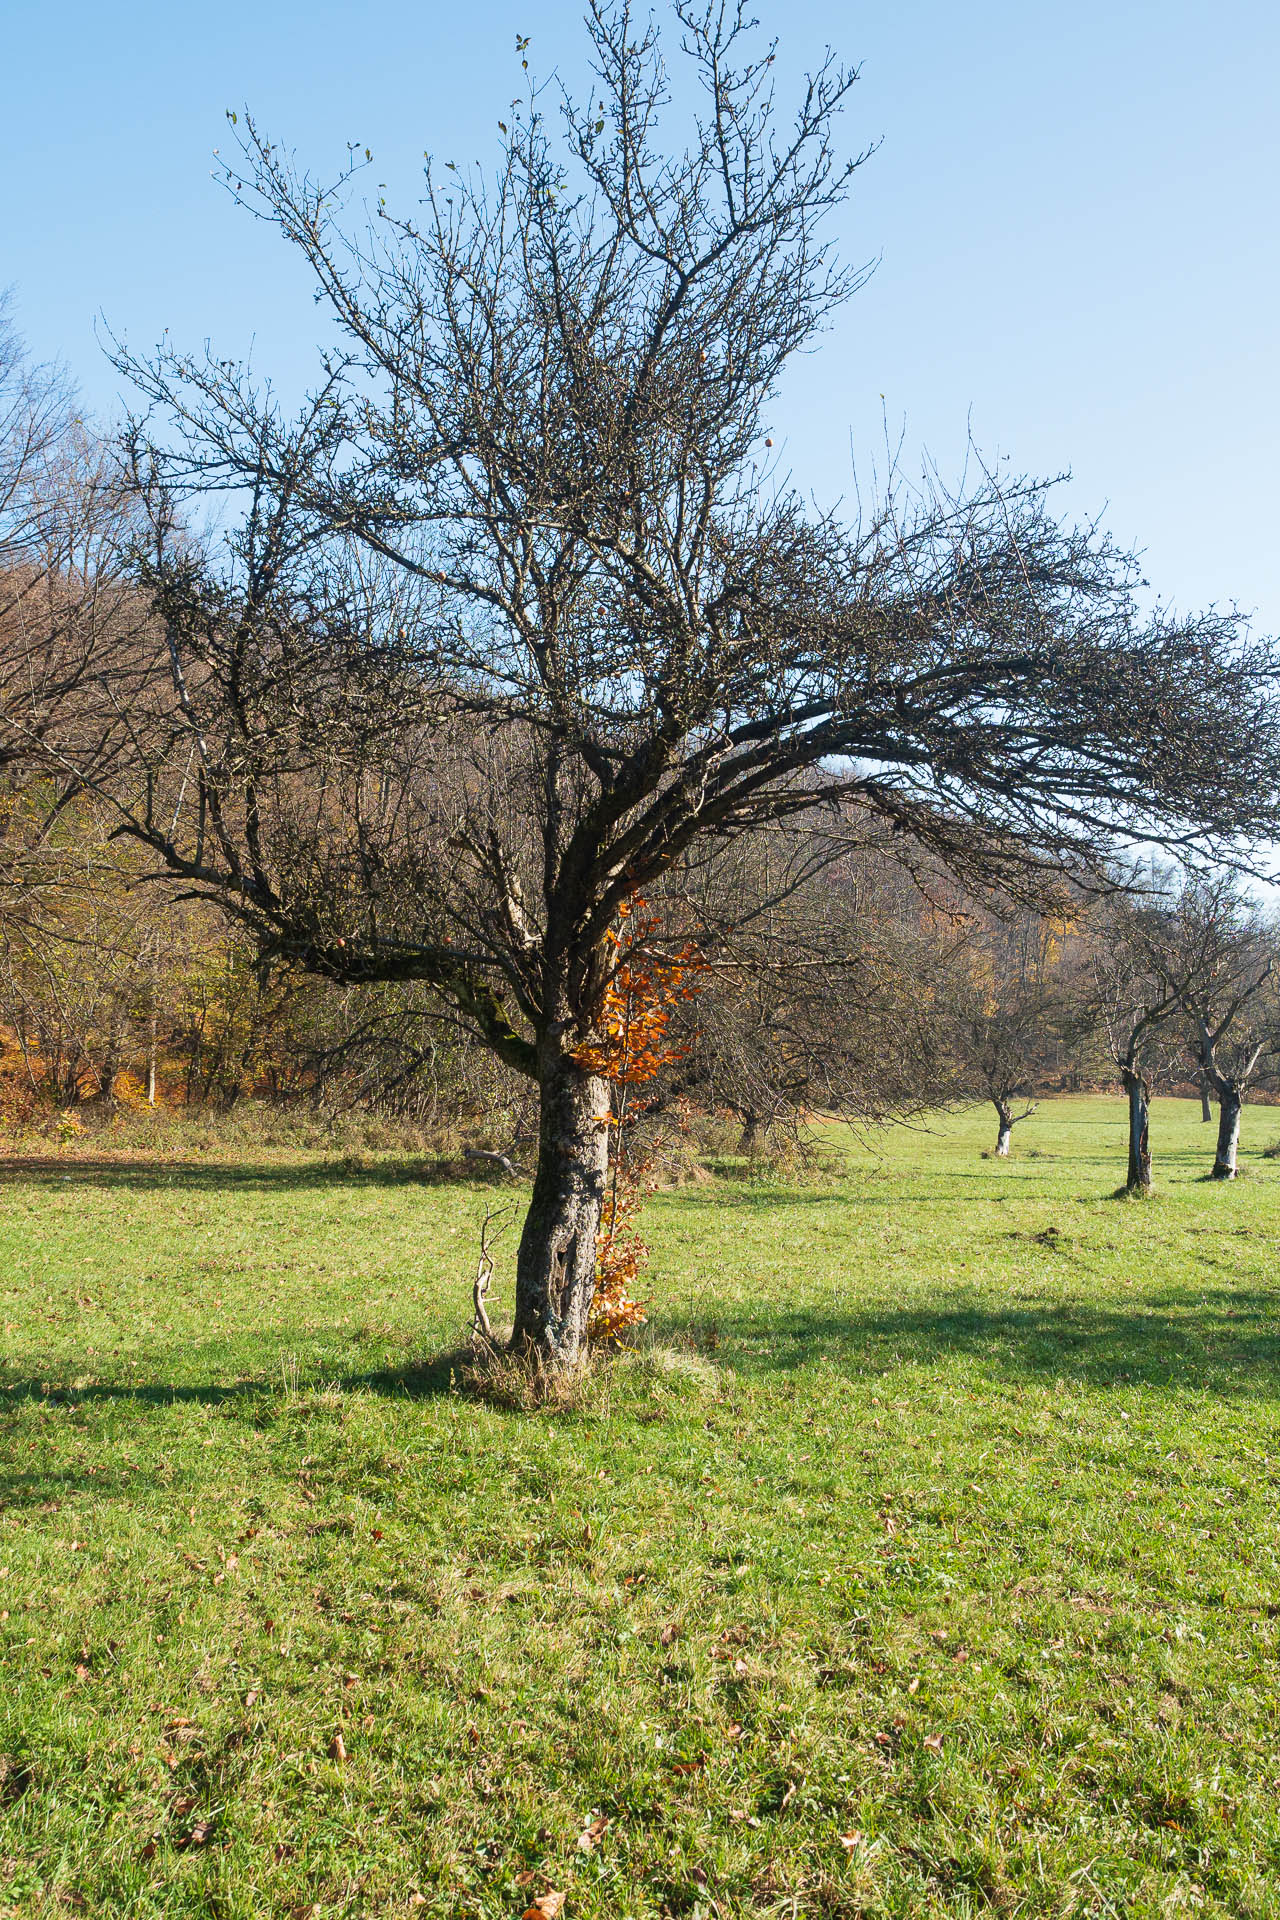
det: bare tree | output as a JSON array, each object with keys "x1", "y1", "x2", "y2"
[
  {"x1": 961, "y1": 990, "x2": 1044, "y2": 1158},
  {"x1": 1094, "y1": 897, "x2": 1188, "y2": 1194},
  {"x1": 1155, "y1": 878, "x2": 1279, "y2": 1179},
  {"x1": 95, "y1": 3, "x2": 1280, "y2": 1368},
  {"x1": 949, "y1": 907, "x2": 1089, "y2": 1155}
]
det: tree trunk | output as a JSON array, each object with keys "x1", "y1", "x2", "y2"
[
  {"x1": 1199, "y1": 1075, "x2": 1212, "y2": 1123},
  {"x1": 738, "y1": 1113, "x2": 762, "y2": 1156},
  {"x1": 1211, "y1": 1084, "x2": 1242, "y2": 1179},
  {"x1": 994, "y1": 1100, "x2": 1013, "y2": 1156},
  {"x1": 510, "y1": 1049, "x2": 610, "y2": 1368},
  {"x1": 147, "y1": 1002, "x2": 159, "y2": 1106},
  {"x1": 1122, "y1": 1068, "x2": 1151, "y2": 1192}
]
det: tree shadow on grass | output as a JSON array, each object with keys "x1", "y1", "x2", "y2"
[
  {"x1": 660, "y1": 1285, "x2": 1280, "y2": 1396},
  {"x1": 0, "y1": 1156, "x2": 511, "y2": 1192},
  {"x1": 6, "y1": 1288, "x2": 1278, "y2": 1443},
  {"x1": 0, "y1": 1350, "x2": 463, "y2": 1416},
  {"x1": 0, "y1": 1356, "x2": 468, "y2": 1508}
]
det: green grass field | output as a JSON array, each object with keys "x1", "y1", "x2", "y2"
[{"x1": 2, "y1": 1097, "x2": 1280, "y2": 1918}]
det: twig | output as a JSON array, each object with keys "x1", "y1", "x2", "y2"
[{"x1": 472, "y1": 1203, "x2": 515, "y2": 1346}]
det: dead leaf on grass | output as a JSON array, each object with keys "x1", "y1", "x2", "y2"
[{"x1": 522, "y1": 1893, "x2": 565, "y2": 1920}]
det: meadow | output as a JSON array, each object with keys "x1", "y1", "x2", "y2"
[{"x1": 1, "y1": 1096, "x2": 1279, "y2": 1919}]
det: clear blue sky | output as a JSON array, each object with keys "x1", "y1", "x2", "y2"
[{"x1": 4, "y1": 1, "x2": 1278, "y2": 630}]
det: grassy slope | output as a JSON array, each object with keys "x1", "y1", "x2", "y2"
[{"x1": 1, "y1": 1097, "x2": 1279, "y2": 1919}]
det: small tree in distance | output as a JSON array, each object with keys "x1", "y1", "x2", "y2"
[
  {"x1": 1093, "y1": 877, "x2": 1280, "y2": 1193},
  {"x1": 1095, "y1": 893, "x2": 1193, "y2": 1195},
  {"x1": 951, "y1": 909, "x2": 1087, "y2": 1156},
  {"x1": 88, "y1": 1, "x2": 1280, "y2": 1371},
  {"x1": 1154, "y1": 879, "x2": 1279, "y2": 1180}
]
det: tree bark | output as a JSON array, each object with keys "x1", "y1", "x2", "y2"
[
  {"x1": 994, "y1": 1100, "x2": 1013, "y2": 1156},
  {"x1": 1198, "y1": 1075, "x2": 1212, "y2": 1123},
  {"x1": 1211, "y1": 1085, "x2": 1242, "y2": 1179},
  {"x1": 509, "y1": 1048, "x2": 610, "y2": 1368},
  {"x1": 1122, "y1": 1068, "x2": 1151, "y2": 1192}
]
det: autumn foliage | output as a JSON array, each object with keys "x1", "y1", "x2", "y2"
[{"x1": 576, "y1": 901, "x2": 706, "y2": 1342}]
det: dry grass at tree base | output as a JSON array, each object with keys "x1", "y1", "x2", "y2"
[{"x1": 2, "y1": 1096, "x2": 1280, "y2": 1918}]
